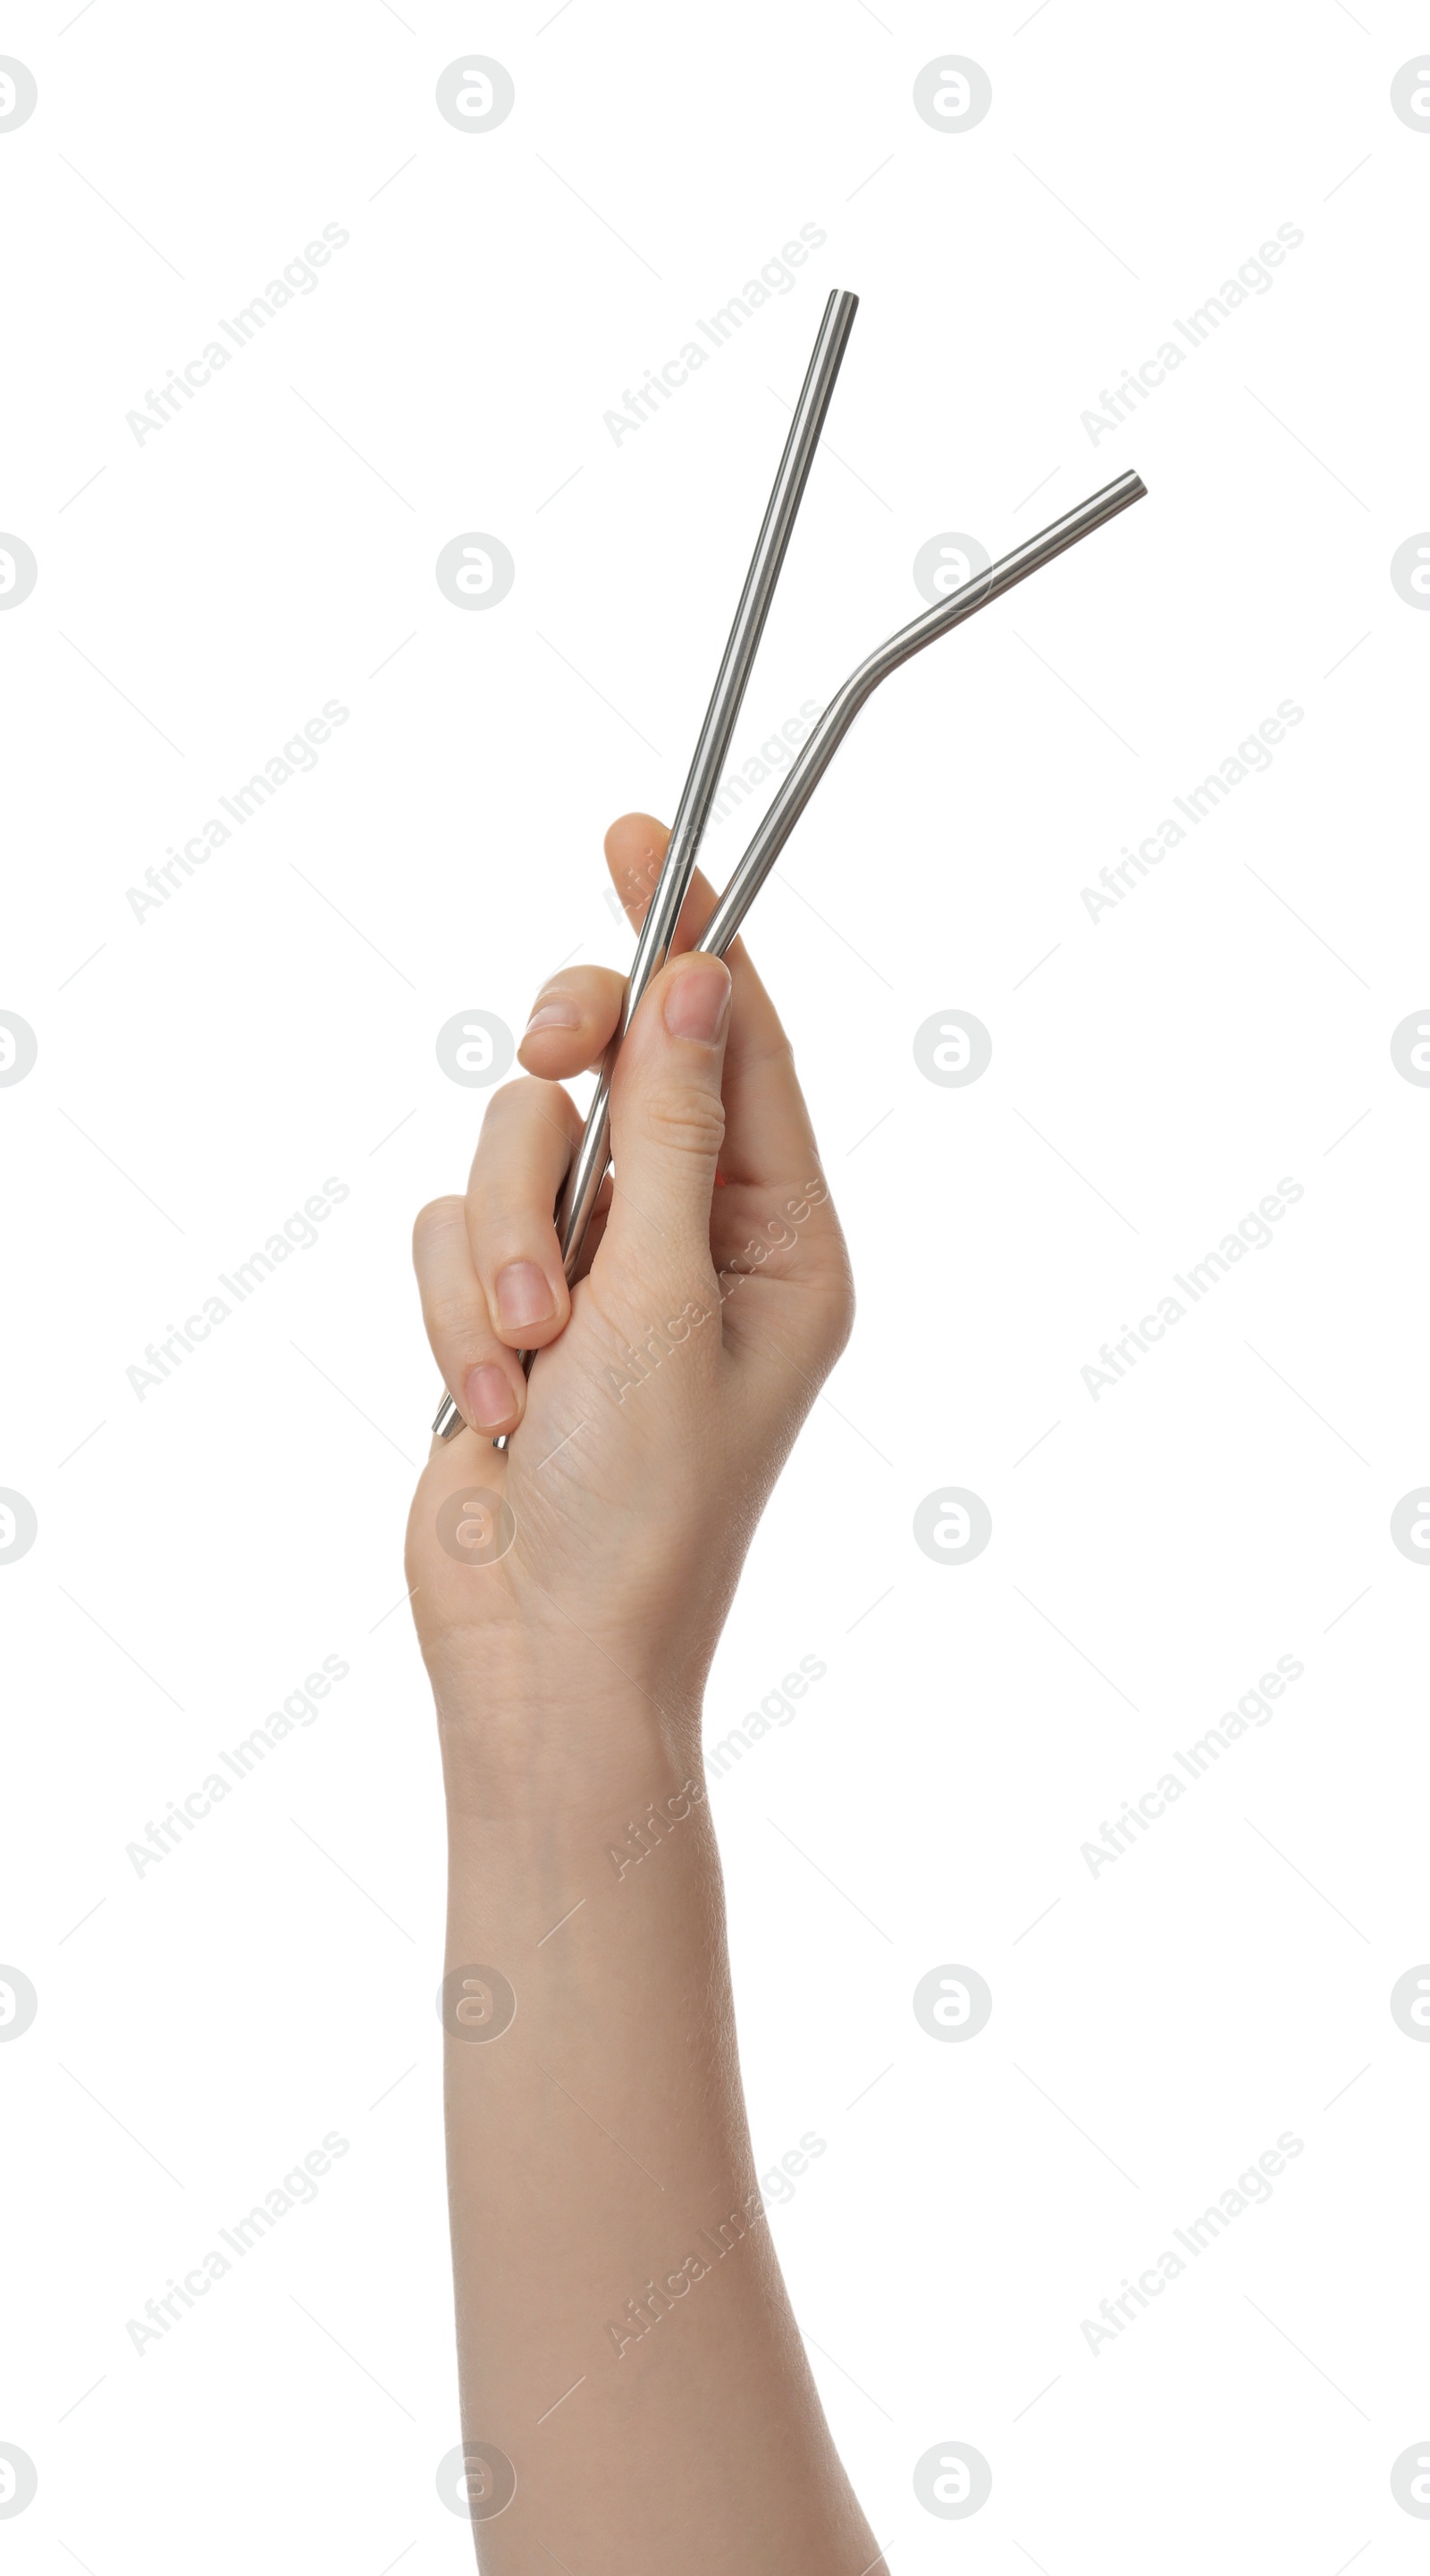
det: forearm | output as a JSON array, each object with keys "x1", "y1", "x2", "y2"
[
  {"x1": 411, "y1": 812, "x2": 872, "y2": 2558},
  {"x1": 438, "y1": 1688, "x2": 881, "y2": 2570}
]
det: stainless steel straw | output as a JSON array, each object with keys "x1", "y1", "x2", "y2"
[
  {"x1": 433, "y1": 285, "x2": 860, "y2": 1443},
  {"x1": 695, "y1": 467, "x2": 1146, "y2": 961},
  {"x1": 431, "y1": 377, "x2": 1146, "y2": 1452}
]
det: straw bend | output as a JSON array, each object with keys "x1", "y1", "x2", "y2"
[
  {"x1": 696, "y1": 468, "x2": 1147, "y2": 960},
  {"x1": 430, "y1": 436, "x2": 1147, "y2": 1449}
]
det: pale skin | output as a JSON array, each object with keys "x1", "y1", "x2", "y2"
[{"x1": 407, "y1": 812, "x2": 885, "y2": 2571}]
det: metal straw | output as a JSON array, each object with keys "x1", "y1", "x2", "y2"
[
  {"x1": 446, "y1": 463, "x2": 1147, "y2": 1447},
  {"x1": 433, "y1": 286, "x2": 859, "y2": 1443},
  {"x1": 696, "y1": 468, "x2": 1147, "y2": 960},
  {"x1": 448, "y1": 462, "x2": 1145, "y2": 1447}
]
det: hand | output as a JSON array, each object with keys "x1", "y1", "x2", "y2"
[{"x1": 406, "y1": 812, "x2": 853, "y2": 1776}]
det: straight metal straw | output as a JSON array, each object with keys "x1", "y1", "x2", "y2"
[{"x1": 433, "y1": 285, "x2": 859, "y2": 1443}]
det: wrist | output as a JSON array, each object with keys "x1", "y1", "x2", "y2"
[{"x1": 430, "y1": 1654, "x2": 704, "y2": 1825}]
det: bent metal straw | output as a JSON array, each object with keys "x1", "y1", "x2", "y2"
[
  {"x1": 694, "y1": 467, "x2": 1146, "y2": 963},
  {"x1": 432, "y1": 322, "x2": 1147, "y2": 1447}
]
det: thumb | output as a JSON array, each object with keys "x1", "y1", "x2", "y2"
[{"x1": 603, "y1": 951, "x2": 732, "y2": 1291}]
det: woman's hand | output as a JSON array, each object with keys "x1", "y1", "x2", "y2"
[
  {"x1": 405, "y1": 811, "x2": 853, "y2": 1772},
  {"x1": 406, "y1": 815, "x2": 880, "y2": 2573}
]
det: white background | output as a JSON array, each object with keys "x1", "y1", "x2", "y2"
[{"x1": 4, "y1": 2, "x2": 1429, "y2": 2567}]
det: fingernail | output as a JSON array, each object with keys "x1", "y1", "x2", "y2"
[
  {"x1": 524, "y1": 991, "x2": 581, "y2": 1035},
  {"x1": 465, "y1": 1362, "x2": 514, "y2": 1430},
  {"x1": 495, "y1": 1260, "x2": 555, "y2": 1332},
  {"x1": 664, "y1": 962, "x2": 731, "y2": 1044}
]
